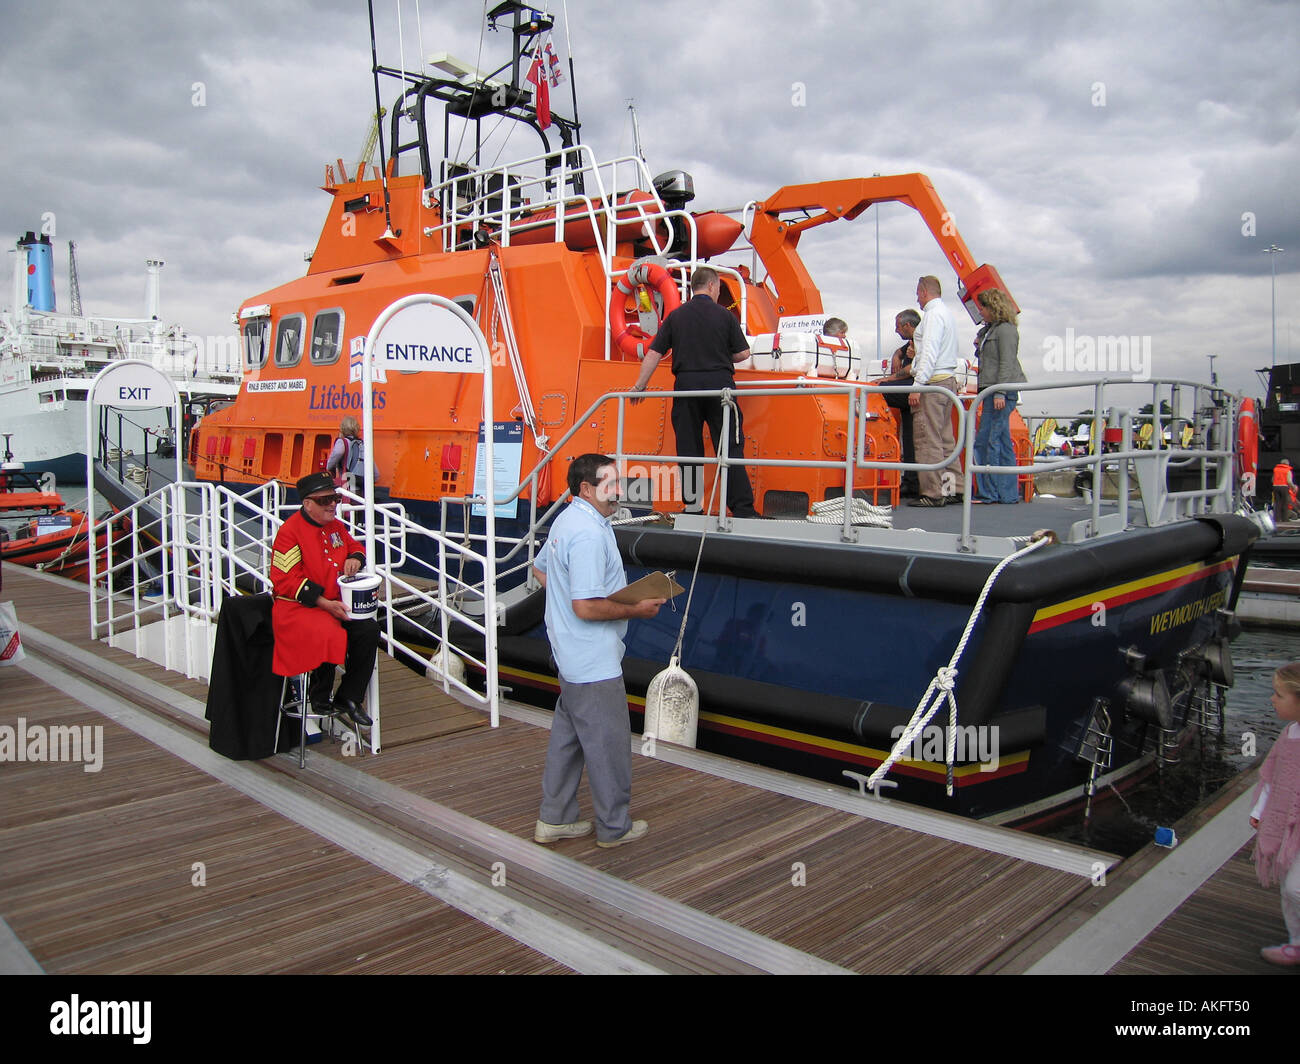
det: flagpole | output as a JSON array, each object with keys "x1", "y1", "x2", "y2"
[{"x1": 561, "y1": 0, "x2": 581, "y2": 143}]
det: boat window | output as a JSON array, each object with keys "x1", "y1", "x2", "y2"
[
  {"x1": 243, "y1": 318, "x2": 269, "y2": 370},
  {"x1": 310, "y1": 310, "x2": 344, "y2": 365},
  {"x1": 274, "y1": 314, "x2": 306, "y2": 368}
]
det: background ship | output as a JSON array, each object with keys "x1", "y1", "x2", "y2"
[{"x1": 1, "y1": 231, "x2": 238, "y2": 485}]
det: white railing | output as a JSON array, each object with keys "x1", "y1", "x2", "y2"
[
  {"x1": 425, "y1": 146, "x2": 757, "y2": 350},
  {"x1": 946, "y1": 377, "x2": 1240, "y2": 550},
  {"x1": 87, "y1": 476, "x2": 505, "y2": 749},
  {"x1": 475, "y1": 373, "x2": 1246, "y2": 556}
]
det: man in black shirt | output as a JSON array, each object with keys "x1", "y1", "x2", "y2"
[{"x1": 630, "y1": 267, "x2": 758, "y2": 517}]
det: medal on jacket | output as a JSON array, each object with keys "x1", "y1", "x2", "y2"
[{"x1": 329, "y1": 532, "x2": 343, "y2": 549}]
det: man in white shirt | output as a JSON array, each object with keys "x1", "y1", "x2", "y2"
[{"x1": 908, "y1": 275, "x2": 961, "y2": 506}]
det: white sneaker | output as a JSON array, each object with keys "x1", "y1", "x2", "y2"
[
  {"x1": 533, "y1": 819, "x2": 592, "y2": 843},
  {"x1": 596, "y1": 820, "x2": 648, "y2": 848}
]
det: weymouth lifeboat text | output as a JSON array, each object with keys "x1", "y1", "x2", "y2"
[{"x1": 1149, "y1": 588, "x2": 1229, "y2": 635}]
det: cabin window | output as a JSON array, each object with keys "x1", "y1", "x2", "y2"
[
  {"x1": 243, "y1": 318, "x2": 269, "y2": 370},
  {"x1": 310, "y1": 310, "x2": 344, "y2": 366},
  {"x1": 274, "y1": 314, "x2": 305, "y2": 368}
]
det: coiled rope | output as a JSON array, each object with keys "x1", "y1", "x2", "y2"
[{"x1": 808, "y1": 496, "x2": 893, "y2": 528}]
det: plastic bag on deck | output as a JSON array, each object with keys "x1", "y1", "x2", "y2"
[{"x1": 0, "y1": 601, "x2": 26, "y2": 666}]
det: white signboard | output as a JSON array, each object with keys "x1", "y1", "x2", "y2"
[
  {"x1": 776, "y1": 314, "x2": 827, "y2": 335},
  {"x1": 371, "y1": 302, "x2": 487, "y2": 374},
  {"x1": 90, "y1": 360, "x2": 178, "y2": 408},
  {"x1": 472, "y1": 422, "x2": 524, "y2": 519},
  {"x1": 245, "y1": 378, "x2": 307, "y2": 393}
]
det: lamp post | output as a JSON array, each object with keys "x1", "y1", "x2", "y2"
[{"x1": 1265, "y1": 245, "x2": 1284, "y2": 369}]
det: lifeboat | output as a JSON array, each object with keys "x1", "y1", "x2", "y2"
[
  {"x1": 689, "y1": 211, "x2": 744, "y2": 258},
  {"x1": 505, "y1": 189, "x2": 670, "y2": 251},
  {"x1": 0, "y1": 495, "x2": 105, "y2": 579}
]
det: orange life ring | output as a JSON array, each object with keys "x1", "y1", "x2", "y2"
[
  {"x1": 608, "y1": 258, "x2": 681, "y2": 361},
  {"x1": 1238, "y1": 397, "x2": 1259, "y2": 497}
]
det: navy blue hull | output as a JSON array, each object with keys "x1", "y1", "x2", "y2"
[{"x1": 494, "y1": 516, "x2": 1254, "y2": 822}]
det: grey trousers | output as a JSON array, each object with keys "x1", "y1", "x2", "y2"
[{"x1": 540, "y1": 674, "x2": 633, "y2": 842}]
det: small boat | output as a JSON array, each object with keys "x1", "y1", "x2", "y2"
[{"x1": 0, "y1": 438, "x2": 104, "y2": 580}]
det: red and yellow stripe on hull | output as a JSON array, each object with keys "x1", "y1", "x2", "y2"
[
  {"x1": 1027, "y1": 557, "x2": 1238, "y2": 634},
  {"x1": 496, "y1": 663, "x2": 1030, "y2": 788}
]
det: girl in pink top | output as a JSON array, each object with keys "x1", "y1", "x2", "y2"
[{"x1": 1250, "y1": 661, "x2": 1300, "y2": 966}]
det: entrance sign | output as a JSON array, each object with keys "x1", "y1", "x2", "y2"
[
  {"x1": 371, "y1": 302, "x2": 487, "y2": 374},
  {"x1": 360, "y1": 295, "x2": 500, "y2": 728}
]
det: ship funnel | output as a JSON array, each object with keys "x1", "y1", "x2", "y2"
[{"x1": 18, "y1": 231, "x2": 56, "y2": 311}]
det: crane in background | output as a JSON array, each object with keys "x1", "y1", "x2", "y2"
[
  {"x1": 68, "y1": 240, "x2": 83, "y2": 316},
  {"x1": 356, "y1": 107, "x2": 387, "y2": 181}
]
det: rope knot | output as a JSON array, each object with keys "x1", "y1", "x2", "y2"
[{"x1": 936, "y1": 666, "x2": 958, "y2": 692}]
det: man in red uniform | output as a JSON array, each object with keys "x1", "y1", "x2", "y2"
[{"x1": 271, "y1": 472, "x2": 379, "y2": 726}]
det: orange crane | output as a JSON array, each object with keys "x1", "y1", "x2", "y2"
[{"x1": 748, "y1": 173, "x2": 1016, "y2": 323}]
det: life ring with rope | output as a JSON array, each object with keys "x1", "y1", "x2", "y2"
[
  {"x1": 1237, "y1": 397, "x2": 1259, "y2": 499},
  {"x1": 608, "y1": 258, "x2": 681, "y2": 361}
]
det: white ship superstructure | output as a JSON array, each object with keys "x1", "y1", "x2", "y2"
[{"x1": 0, "y1": 233, "x2": 237, "y2": 484}]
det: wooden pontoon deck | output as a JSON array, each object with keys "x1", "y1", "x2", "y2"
[{"x1": 0, "y1": 565, "x2": 1284, "y2": 975}]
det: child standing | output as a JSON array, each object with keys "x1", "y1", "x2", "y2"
[{"x1": 1251, "y1": 661, "x2": 1300, "y2": 966}]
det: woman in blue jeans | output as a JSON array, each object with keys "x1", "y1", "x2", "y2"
[{"x1": 972, "y1": 289, "x2": 1028, "y2": 504}]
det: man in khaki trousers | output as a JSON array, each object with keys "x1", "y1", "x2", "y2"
[{"x1": 908, "y1": 276, "x2": 960, "y2": 506}]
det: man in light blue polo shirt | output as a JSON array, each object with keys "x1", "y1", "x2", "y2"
[{"x1": 532, "y1": 453, "x2": 665, "y2": 847}]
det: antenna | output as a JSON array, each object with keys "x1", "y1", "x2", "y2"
[
  {"x1": 366, "y1": 0, "x2": 397, "y2": 241},
  {"x1": 626, "y1": 98, "x2": 644, "y2": 162}
]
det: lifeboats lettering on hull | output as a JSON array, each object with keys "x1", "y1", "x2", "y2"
[{"x1": 307, "y1": 385, "x2": 387, "y2": 411}]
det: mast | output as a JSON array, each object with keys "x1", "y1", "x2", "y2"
[{"x1": 627, "y1": 99, "x2": 645, "y2": 162}]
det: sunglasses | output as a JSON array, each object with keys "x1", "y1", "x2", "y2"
[{"x1": 306, "y1": 493, "x2": 342, "y2": 505}]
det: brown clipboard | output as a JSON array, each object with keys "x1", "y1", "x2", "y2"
[{"x1": 608, "y1": 570, "x2": 685, "y2": 604}]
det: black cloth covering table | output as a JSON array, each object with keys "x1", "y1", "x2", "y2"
[{"x1": 206, "y1": 593, "x2": 294, "y2": 759}]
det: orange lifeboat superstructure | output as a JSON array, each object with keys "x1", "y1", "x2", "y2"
[{"x1": 194, "y1": 24, "x2": 1016, "y2": 521}]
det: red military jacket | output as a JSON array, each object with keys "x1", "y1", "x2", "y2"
[{"x1": 270, "y1": 508, "x2": 365, "y2": 676}]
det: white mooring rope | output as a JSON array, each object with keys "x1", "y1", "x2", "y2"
[{"x1": 865, "y1": 529, "x2": 1056, "y2": 797}]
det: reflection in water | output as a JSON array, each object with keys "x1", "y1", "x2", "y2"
[{"x1": 1045, "y1": 627, "x2": 1297, "y2": 855}]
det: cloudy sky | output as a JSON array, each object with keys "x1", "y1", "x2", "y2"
[{"x1": 3, "y1": 0, "x2": 1296, "y2": 412}]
